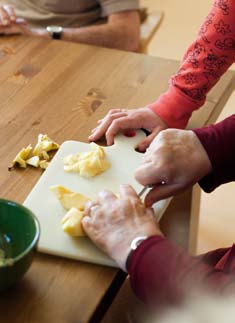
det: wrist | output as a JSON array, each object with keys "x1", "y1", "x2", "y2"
[
  {"x1": 192, "y1": 131, "x2": 213, "y2": 177},
  {"x1": 125, "y1": 236, "x2": 149, "y2": 272},
  {"x1": 24, "y1": 27, "x2": 50, "y2": 38},
  {"x1": 46, "y1": 25, "x2": 63, "y2": 40},
  {"x1": 39, "y1": 28, "x2": 51, "y2": 39},
  {"x1": 109, "y1": 235, "x2": 148, "y2": 272},
  {"x1": 60, "y1": 28, "x2": 71, "y2": 41}
]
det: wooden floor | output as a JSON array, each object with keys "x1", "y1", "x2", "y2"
[{"x1": 142, "y1": 0, "x2": 235, "y2": 255}]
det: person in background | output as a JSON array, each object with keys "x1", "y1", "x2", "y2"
[
  {"x1": 89, "y1": 0, "x2": 235, "y2": 150},
  {"x1": 0, "y1": 0, "x2": 140, "y2": 51},
  {"x1": 82, "y1": 114, "x2": 235, "y2": 307}
]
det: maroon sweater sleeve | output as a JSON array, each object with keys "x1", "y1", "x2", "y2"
[
  {"x1": 128, "y1": 236, "x2": 235, "y2": 306},
  {"x1": 193, "y1": 114, "x2": 235, "y2": 192}
]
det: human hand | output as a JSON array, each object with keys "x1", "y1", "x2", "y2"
[
  {"x1": 134, "y1": 129, "x2": 212, "y2": 207},
  {"x1": 82, "y1": 184, "x2": 162, "y2": 271},
  {"x1": 19, "y1": 27, "x2": 50, "y2": 38},
  {"x1": 0, "y1": 4, "x2": 27, "y2": 35},
  {"x1": 88, "y1": 107, "x2": 168, "y2": 152}
]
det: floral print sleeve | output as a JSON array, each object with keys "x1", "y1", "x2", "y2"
[{"x1": 149, "y1": 0, "x2": 235, "y2": 129}]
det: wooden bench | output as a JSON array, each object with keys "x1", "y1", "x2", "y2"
[{"x1": 140, "y1": 8, "x2": 163, "y2": 53}]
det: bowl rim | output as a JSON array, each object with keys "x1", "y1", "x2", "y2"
[{"x1": 0, "y1": 198, "x2": 40, "y2": 267}]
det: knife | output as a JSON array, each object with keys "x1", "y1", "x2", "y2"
[
  {"x1": 138, "y1": 181, "x2": 166, "y2": 198},
  {"x1": 138, "y1": 186, "x2": 149, "y2": 198}
]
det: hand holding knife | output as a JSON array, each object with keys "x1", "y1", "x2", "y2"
[{"x1": 138, "y1": 181, "x2": 166, "y2": 199}]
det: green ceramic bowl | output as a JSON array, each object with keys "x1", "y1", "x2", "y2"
[{"x1": 0, "y1": 199, "x2": 40, "y2": 292}]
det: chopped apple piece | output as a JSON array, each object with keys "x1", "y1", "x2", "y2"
[
  {"x1": 39, "y1": 160, "x2": 49, "y2": 169},
  {"x1": 26, "y1": 156, "x2": 40, "y2": 167},
  {"x1": 33, "y1": 134, "x2": 60, "y2": 158},
  {"x1": 8, "y1": 144, "x2": 32, "y2": 170},
  {"x1": 61, "y1": 207, "x2": 86, "y2": 236},
  {"x1": 42, "y1": 150, "x2": 50, "y2": 160},
  {"x1": 63, "y1": 143, "x2": 110, "y2": 177},
  {"x1": 50, "y1": 185, "x2": 90, "y2": 211},
  {"x1": 8, "y1": 134, "x2": 60, "y2": 171}
]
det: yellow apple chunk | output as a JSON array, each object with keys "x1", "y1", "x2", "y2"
[
  {"x1": 33, "y1": 134, "x2": 60, "y2": 158},
  {"x1": 9, "y1": 144, "x2": 32, "y2": 169},
  {"x1": 39, "y1": 160, "x2": 49, "y2": 169},
  {"x1": 63, "y1": 143, "x2": 110, "y2": 177},
  {"x1": 26, "y1": 156, "x2": 40, "y2": 167},
  {"x1": 50, "y1": 185, "x2": 90, "y2": 211},
  {"x1": 61, "y1": 207, "x2": 86, "y2": 236}
]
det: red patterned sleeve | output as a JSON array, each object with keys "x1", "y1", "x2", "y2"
[{"x1": 149, "y1": 0, "x2": 235, "y2": 129}]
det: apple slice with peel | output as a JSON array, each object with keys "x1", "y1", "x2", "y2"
[
  {"x1": 50, "y1": 185, "x2": 91, "y2": 237},
  {"x1": 61, "y1": 207, "x2": 86, "y2": 236},
  {"x1": 50, "y1": 185, "x2": 90, "y2": 211}
]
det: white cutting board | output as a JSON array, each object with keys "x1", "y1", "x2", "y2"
[{"x1": 24, "y1": 130, "x2": 171, "y2": 267}]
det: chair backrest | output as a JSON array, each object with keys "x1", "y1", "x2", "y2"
[{"x1": 139, "y1": 8, "x2": 163, "y2": 53}]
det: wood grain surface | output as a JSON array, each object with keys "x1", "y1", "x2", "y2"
[{"x1": 0, "y1": 35, "x2": 234, "y2": 323}]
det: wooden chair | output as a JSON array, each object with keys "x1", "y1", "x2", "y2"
[{"x1": 139, "y1": 8, "x2": 164, "y2": 53}]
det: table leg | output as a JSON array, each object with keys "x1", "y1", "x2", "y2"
[
  {"x1": 160, "y1": 184, "x2": 201, "y2": 255},
  {"x1": 102, "y1": 277, "x2": 150, "y2": 323}
]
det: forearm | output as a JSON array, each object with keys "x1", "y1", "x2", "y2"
[
  {"x1": 128, "y1": 236, "x2": 235, "y2": 306},
  {"x1": 14, "y1": 10, "x2": 140, "y2": 51},
  {"x1": 128, "y1": 236, "x2": 210, "y2": 305},
  {"x1": 193, "y1": 114, "x2": 235, "y2": 192},
  {"x1": 61, "y1": 21, "x2": 139, "y2": 51}
]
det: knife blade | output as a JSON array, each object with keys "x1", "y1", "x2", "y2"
[
  {"x1": 138, "y1": 186, "x2": 149, "y2": 198},
  {"x1": 138, "y1": 181, "x2": 166, "y2": 198}
]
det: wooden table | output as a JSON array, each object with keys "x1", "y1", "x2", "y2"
[{"x1": 0, "y1": 36, "x2": 234, "y2": 323}]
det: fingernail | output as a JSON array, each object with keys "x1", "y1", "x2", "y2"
[{"x1": 137, "y1": 145, "x2": 145, "y2": 153}]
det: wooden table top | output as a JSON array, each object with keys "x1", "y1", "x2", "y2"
[{"x1": 0, "y1": 35, "x2": 234, "y2": 323}]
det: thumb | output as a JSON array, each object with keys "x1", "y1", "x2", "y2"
[
  {"x1": 138, "y1": 131, "x2": 158, "y2": 152},
  {"x1": 138, "y1": 127, "x2": 163, "y2": 152},
  {"x1": 144, "y1": 183, "x2": 181, "y2": 207}
]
